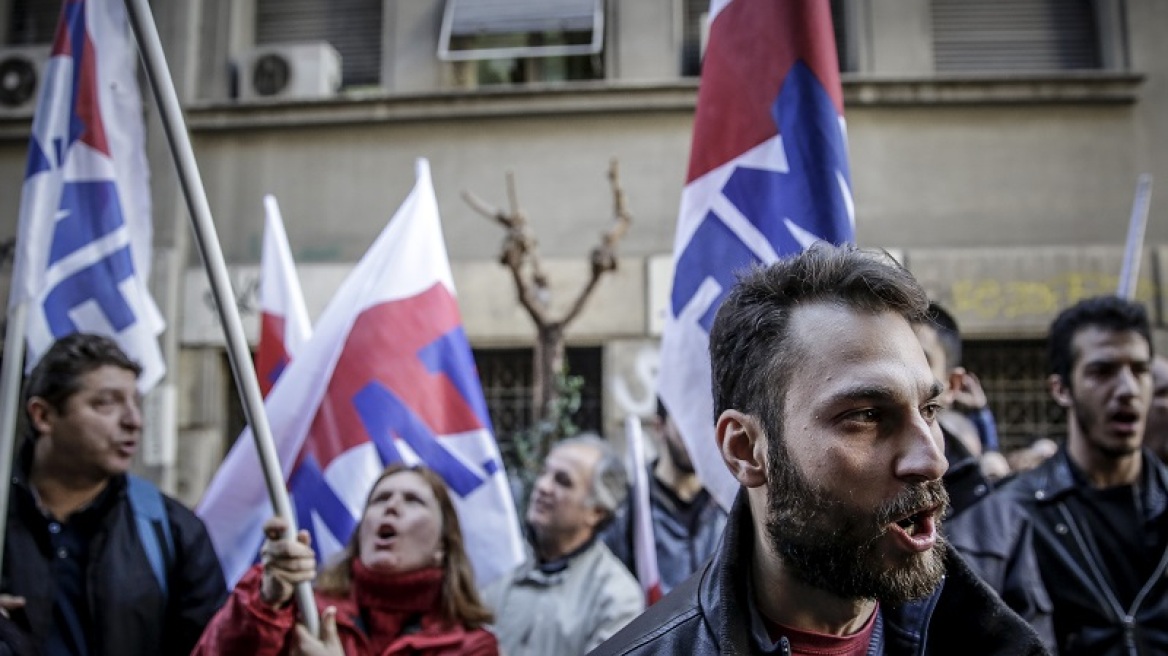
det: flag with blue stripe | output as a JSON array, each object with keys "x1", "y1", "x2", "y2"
[
  {"x1": 199, "y1": 160, "x2": 524, "y2": 589},
  {"x1": 658, "y1": 0, "x2": 853, "y2": 509},
  {"x1": 9, "y1": 0, "x2": 165, "y2": 390}
]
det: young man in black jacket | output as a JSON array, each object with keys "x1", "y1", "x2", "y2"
[
  {"x1": 948, "y1": 296, "x2": 1168, "y2": 655},
  {"x1": 592, "y1": 245, "x2": 1045, "y2": 656},
  {"x1": 0, "y1": 333, "x2": 227, "y2": 654}
]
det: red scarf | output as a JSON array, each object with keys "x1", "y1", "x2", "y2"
[{"x1": 350, "y1": 560, "x2": 445, "y2": 654}]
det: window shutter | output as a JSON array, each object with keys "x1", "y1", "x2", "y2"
[
  {"x1": 932, "y1": 0, "x2": 1100, "y2": 72},
  {"x1": 256, "y1": 0, "x2": 382, "y2": 87}
]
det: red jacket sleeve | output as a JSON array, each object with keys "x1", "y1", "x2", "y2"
[{"x1": 191, "y1": 564, "x2": 297, "y2": 656}]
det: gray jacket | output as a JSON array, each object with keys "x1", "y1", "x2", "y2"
[{"x1": 484, "y1": 537, "x2": 644, "y2": 656}]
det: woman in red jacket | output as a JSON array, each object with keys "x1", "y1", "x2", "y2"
[{"x1": 194, "y1": 464, "x2": 498, "y2": 655}]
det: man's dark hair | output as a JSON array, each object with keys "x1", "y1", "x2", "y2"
[
  {"x1": 24, "y1": 333, "x2": 141, "y2": 427},
  {"x1": 1048, "y1": 295, "x2": 1153, "y2": 388},
  {"x1": 708, "y1": 243, "x2": 929, "y2": 443},
  {"x1": 923, "y1": 302, "x2": 962, "y2": 370}
]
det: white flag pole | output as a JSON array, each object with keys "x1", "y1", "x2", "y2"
[
  {"x1": 0, "y1": 302, "x2": 30, "y2": 565},
  {"x1": 122, "y1": 0, "x2": 319, "y2": 635},
  {"x1": 1118, "y1": 174, "x2": 1153, "y2": 300}
]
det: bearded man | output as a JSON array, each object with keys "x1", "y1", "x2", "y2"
[{"x1": 590, "y1": 244, "x2": 1045, "y2": 655}]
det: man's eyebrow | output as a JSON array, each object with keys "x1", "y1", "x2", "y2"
[
  {"x1": 822, "y1": 384, "x2": 899, "y2": 406},
  {"x1": 926, "y1": 380, "x2": 944, "y2": 401},
  {"x1": 822, "y1": 381, "x2": 944, "y2": 406}
]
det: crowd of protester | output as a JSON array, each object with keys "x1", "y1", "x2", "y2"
[{"x1": 5, "y1": 243, "x2": 1168, "y2": 654}]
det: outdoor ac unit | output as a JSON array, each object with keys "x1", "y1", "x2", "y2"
[
  {"x1": 236, "y1": 42, "x2": 342, "y2": 101},
  {"x1": 0, "y1": 45, "x2": 50, "y2": 117}
]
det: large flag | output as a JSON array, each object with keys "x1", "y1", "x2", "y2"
[
  {"x1": 657, "y1": 0, "x2": 853, "y2": 509},
  {"x1": 199, "y1": 160, "x2": 525, "y2": 588},
  {"x1": 9, "y1": 0, "x2": 165, "y2": 390},
  {"x1": 255, "y1": 195, "x2": 313, "y2": 397}
]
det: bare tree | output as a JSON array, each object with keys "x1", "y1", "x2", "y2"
[{"x1": 463, "y1": 159, "x2": 631, "y2": 464}]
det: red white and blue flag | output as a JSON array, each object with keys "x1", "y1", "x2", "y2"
[
  {"x1": 256, "y1": 195, "x2": 313, "y2": 397},
  {"x1": 199, "y1": 160, "x2": 525, "y2": 587},
  {"x1": 657, "y1": 0, "x2": 853, "y2": 509},
  {"x1": 9, "y1": 0, "x2": 165, "y2": 390}
]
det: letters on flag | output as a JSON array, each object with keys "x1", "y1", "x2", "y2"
[
  {"x1": 256, "y1": 195, "x2": 313, "y2": 396},
  {"x1": 657, "y1": 0, "x2": 854, "y2": 509},
  {"x1": 199, "y1": 160, "x2": 525, "y2": 588},
  {"x1": 9, "y1": 0, "x2": 165, "y2": 390}
]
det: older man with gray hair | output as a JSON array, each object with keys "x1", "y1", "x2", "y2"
[{"x1": 484, "y1": 433, "x2": 644, "y2": 656}]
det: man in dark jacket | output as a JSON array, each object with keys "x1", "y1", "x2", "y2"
[
  {"x1": 601, "y1": 399, "x2": 728, "y2": 596},
  {"x1": 592, "y1": 245, "x2": 1046, "y2": 655},
  {"x1": 948, "y1": 296, "x2": 1168, "y2": 655},
  {"x1": 0, "y1": 333, "x2": 227, "y2": 655}
]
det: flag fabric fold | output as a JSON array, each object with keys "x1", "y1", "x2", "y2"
[
  {"x1": 658, "y1": 0, "x2": 854, "y2": 509},
  {"x1": 625, "y1": 416, "x2": 663, "y2": 605},
  {"x1": 256, "y1": 195, "x2": 313, "y2": 397},
  {"x1": 199, "y1": 159, "x2": 525, "y2": 589},
  {"x1": 9, "y1": 0, "x2": 165, "y2": 390}
]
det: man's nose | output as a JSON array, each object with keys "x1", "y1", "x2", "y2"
[
  {"x1": 897, "y1": 415, "x2": 948, "y2": 483},
  {"x1": 122, "y1": 400, "x2": 143, "y2": 429},
  {"x1": 1115, "y1": 366, "x2": 1143, "y2": 399}
]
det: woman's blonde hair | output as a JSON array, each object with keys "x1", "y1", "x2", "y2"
[{"x1": 316, "y1": 463, "x2": 493, "y2": 629}]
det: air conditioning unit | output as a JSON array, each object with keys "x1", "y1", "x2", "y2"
[
  {"x1": 236, "y1": 42, "x2": 342, "y2": 101},
  {"x1": 0, "y1": 45, "x2": 50, "y2": 117}
]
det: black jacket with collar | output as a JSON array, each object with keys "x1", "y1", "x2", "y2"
[
  {"x1": 947, "y1": 448, "x2": 1168, "y2": 656},
  {"x1": 2, "y1": 442, "x2": 227, "y2": 655},
  {"x1": 589, "y1": 490, "x2": 1047, "y2": 656}
]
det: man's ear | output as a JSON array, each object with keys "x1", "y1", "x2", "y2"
[
  {"x1": 26, "y1": 396, "x2": 55, "y2": 436},
  {"x1": 1048, "y1": 374, "x2": 1072, "y2": 407},
  {"x1": 716, "y1": 410, "x2": 767, "y2": 488}
]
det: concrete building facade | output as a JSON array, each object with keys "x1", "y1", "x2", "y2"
[{"x1": 1, "y1": 0, "x2": 1167, "y2": 502}]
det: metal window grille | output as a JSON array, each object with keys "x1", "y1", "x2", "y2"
[
  {"x1": 962, "y1": 339, "x2": 1067, "y2": 451},
  {"x1": 6, "y1": 0, "x2": 63, "y2": 45},
  {"x1": 932, "y1": 0, "x2": 1101, "y2": 72},
  {"x1": 473, "y1": 346, "x2": 603, "y2": 442},
  {"x1": 255, "y1": 0, "x2": 382, "y2": 87}
]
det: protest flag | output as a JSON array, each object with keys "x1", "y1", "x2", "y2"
[
  {"x1": 256, "y1": 195, "x2": 313, "y2": 396},
  {"x1": 8, "y1": 0, "x2": 165, "y2": 390},
  {"x1": 625, "y1": 417, "x2": 663, "y2": 605},
  {"x1": 657, "y1": 0, "x2": 854, "y2": 509},
  {"x1": 199, "y1": 159, "x2": 525, "y2": 588}
]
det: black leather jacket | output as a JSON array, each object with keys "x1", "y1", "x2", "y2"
[
  {"x1": 2, "y1": 444, "x2": 228, "y2": 655},
  {"x1": 947, "y1": 448, "x2": 1168, "y2": 656},
  {"x1": 589, "y1": 491, "x2": 1047, "y2": 656}
]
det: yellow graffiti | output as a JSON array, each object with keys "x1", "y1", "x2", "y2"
[{"x1": 949, "y1": 273, "x2": 1154, "y2": 322}]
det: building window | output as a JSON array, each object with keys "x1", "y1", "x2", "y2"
[
  {"x1": 6, "y1": 0, "x2": 63, "y2": 45},
  {"x1": 963, "y1": 339, "x2": 1066, "y2": 452},
  {"x1": 255, "y1": 0, "x2": 382, "y2": 87},
  {"x1": 473, "y1": 346, "x2": 603, "y2": 443},
  {"x1": 932, "y1": 0, "x2": 1101, "y2": 72},
  {"x1": 681, "y1": 0, "x2": 851, "y2": 77},
  {"x1": 439, "y1": 0, "x2": 604, "y2": 86}
]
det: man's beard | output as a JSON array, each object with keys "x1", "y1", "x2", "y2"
[{"x1": 764, "y1": 436, "x2": 950, "y2": 604}]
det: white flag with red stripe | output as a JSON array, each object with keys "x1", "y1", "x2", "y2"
[
  {"x1": 199, "y1": 160, "x2": 524, "y2": 588},
  {"x1": 255, "y1": 195, "x2": 313, "y2": 397},
  {"x1": 625, "y1": 416, "x2": 663, "y2": 605}
]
